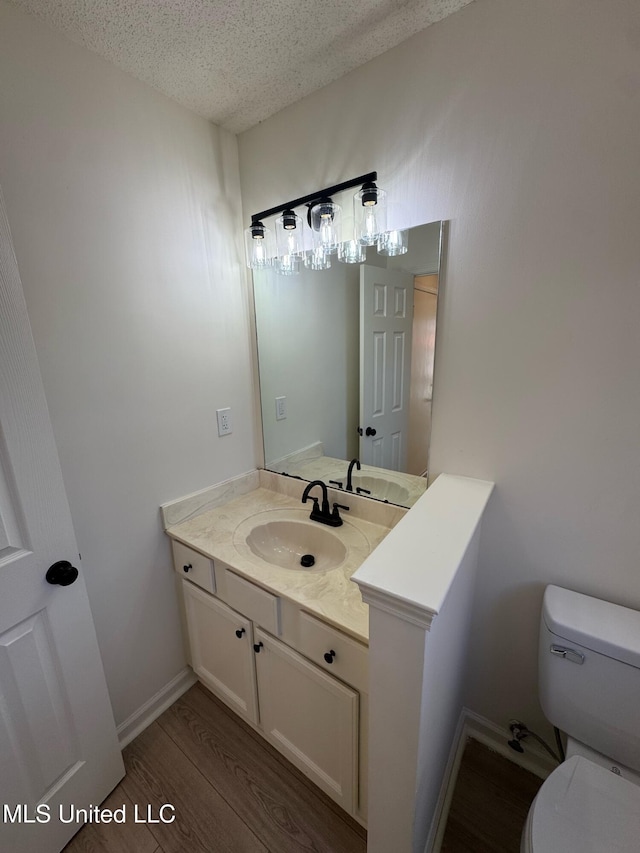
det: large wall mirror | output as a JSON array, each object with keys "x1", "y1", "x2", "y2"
[{"x1": 253, "y1": 220, "x2": 443, "y2": 508}]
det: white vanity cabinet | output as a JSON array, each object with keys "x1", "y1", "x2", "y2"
[
  {"x1": 172, "y1": 539, "x2": 216, "y2": 593},
  {"x1": 172, "y1": 541, "x2": 368, "y2": 822},
  {"x1": 182, "y1": 580, "x2": 258, "y2": 724},
  {"x1": 254, "y1": 627, "x2": 359, "y2": 814}
]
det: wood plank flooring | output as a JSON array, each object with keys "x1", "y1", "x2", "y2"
[
  {"x1": 64, "y1": 683, "x2": 366, "y2": 853},
  {"x1": 441, "y1": 738, "x2": 542, "y2": 852},
  {"x1": 64, "y1": 683, "x2": 541, "y2": 853}
]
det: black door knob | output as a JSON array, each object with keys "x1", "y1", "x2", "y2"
[
  {"x1": 254, "y1": 641, "x2": 264, "y2": 653},
  {"x1": 235, "y1": 628, "x2": 245, "y2": 638},
  {"x1": 324, "y1": 649, "x2": 336, "y2": 664},
  {"x1": 183, "y1": 563, "x2": 192, "y2": 573},
  {"x1": 365, "y1": 426, "x2": 377, "y2": 437},
  {"x1": 46, "y1": 560, "x2": 79, "y2": 587}
]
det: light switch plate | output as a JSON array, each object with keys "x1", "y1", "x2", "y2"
[{"x1": 275, "y1": 396, "x2": 287, "y2": 421}]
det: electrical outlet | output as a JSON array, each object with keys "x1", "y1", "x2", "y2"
[
  {"x1": 216, "y1": 407, "x2": 232, "y2": 436},
  {"x1": 275, "y1": 396, "x2": 287, "y2": 421}
]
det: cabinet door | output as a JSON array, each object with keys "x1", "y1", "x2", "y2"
[
  {"x1": 254, "y1": 628, "x2": 358, "y2": 814},
  {"x1": 182, "y1": 580, "x2": 258, "y2": 724}
]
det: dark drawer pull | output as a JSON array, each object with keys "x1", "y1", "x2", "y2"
[{"x1": 324, "y1": 649, "x2": 336, "y2": 664}]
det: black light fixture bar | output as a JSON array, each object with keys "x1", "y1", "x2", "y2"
[{"x1": 250, "y1": 171, "x2": 377, "y2": 224}]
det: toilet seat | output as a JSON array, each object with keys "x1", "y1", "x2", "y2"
[{"x1": 523, "y1": 755, "x2": 640, "y2": 853}]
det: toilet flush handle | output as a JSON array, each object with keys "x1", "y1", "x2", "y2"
[{"x1": 550, "y1": 644, "x2": 584, "y2": 665}]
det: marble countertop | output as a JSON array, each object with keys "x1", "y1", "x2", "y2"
[{"x1": 166, "y1": 486, "x2": 394, "y2": 643}]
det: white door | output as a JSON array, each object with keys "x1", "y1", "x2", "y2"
[
  {"x1": 0, "y1": 186, "x2": 124, "y2": 853},
  {"x1": 360, "y1": 265, "x2": 414, "y2": 470}
]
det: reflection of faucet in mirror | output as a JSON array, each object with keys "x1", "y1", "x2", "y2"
[
  {"x1": 301, "y1": 480, "x2": 349, "y2": 528},
  {"x1": 346, "y1": 458, "x2": 360, "y2": 492}
]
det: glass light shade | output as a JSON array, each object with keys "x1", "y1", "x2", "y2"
[
  {"x1": 338, "y1": 239, "x2": 366, "y2": 264},
  {"x1": 304, "y1": 247, "x2": 331, "y2": 270},
  {"x1": 276, "y1": 254, "x2": 300, "y2": 276},
  {"x1": 310, "y1": 201, "x2": 342, "y2": 254},
  {"x1": 354, "y1": 185, "x2": 387, "y2": 246},
  {"x1": 377, "y1": 229, "x2": 408, "y2": 256},
  {"x1": 244, "y1": 222, "x2": 271, "y2": 269},
  {"x1": 275, "y1": 210, "x2": 304, "y2": 259}
]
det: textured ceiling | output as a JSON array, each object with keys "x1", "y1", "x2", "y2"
[{"x1": 8, "y1": 0, "x2": 474, "y2": 133}]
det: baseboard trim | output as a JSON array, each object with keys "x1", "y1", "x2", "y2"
[
  {"x1": 463, "y1": 709, "x2": 556, "y2": 781},
  {"x1": 116, "y1": 667, "x2": 197, "y2": 749},
  {"x1": 425, "y1": 708, "x2": 468, "y2": 853},
  {"x1": 425, "y1": 708, "x2": 555, "y2": 853}
]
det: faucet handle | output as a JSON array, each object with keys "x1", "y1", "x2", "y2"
[
  {"x1": 332, "y1": 502, "x2": 349, "y2": 520},
  {"x1": 356, "y1": 487, "x2": 371, "y2": 496},
  {"x1": 329, "y1": 480, "x2": 344, "y2": 489}
]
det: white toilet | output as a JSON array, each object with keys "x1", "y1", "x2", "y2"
[{"x1": 521, "y1": 584, "x2": 640, "y2": 852}]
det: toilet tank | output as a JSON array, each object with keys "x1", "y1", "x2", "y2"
[{"x1": 539, "y1": 585, "x2": 640, "y2": 773}]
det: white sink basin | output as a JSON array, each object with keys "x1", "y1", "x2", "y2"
[
  {"x1": 351, "y1": 474, "x2": 411, "y2": 505},
  {"x1": 233, "y1": 508, "x2": 368, "y2": 572}
]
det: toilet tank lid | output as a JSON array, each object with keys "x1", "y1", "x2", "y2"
[{"x1": 543, "y1": 585, "x2": 640, "y2": 670}]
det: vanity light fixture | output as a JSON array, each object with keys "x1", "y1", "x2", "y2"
[
  {"x1": 275, "y1": 209, "x2": 304, "y2": 259},
  {"x1": 244, "y1": 220, "x2": 271, "y2": 269},
  {"x1": 304, "y1": 247, "x2": 332, "y2": 270},
  {"x1": 246, "y1": 171, "x2": 402, "y2": 274},
  {"x1": 378, "y1": 228, "x2": 408, "y2": 256},
  {"x1": 309, "y1": 198, "x2": 342, "y2": 255},
  {"x1": 276, "y1": 254, "x2": 301, "y2": 275},
  {"x1": 354, "y1": 181, "x2": 387, "y2": 245},
  {"x1": 338, "y1": 238, "x2": 367, "y2": 264}
]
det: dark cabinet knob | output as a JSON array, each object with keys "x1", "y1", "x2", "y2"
[
  {"x1": 235, "y1": 628, "x2": 245, "y2": 638},
  {"x1": 254, "y1": 641, "x2": 264, "y2": 653},
  {"x1": 46, "y1": 560, "x2": 79, "y2": 587},
  {"x1": 324, "y1": 649, "x2": 336, "y2": 664},
  {"x1": 183, "y1": 564, "x2": 192, "y2": 573},
  {"x1": 365, "y1": 426, "x2": 377, "y2": 437}
]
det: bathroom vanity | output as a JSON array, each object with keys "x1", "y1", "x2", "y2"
[
  {"x1": 162, "y1": 470, "x2": 494, "y2": 851},
  {"x1": 163, "y1": 471, "x2": 403, "y2": 825}
]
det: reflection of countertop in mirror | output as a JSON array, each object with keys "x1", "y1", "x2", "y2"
[
  {"x1": 165, "y1": 482, "x2": 397, "y2": 643},
  {"x1": 270, "y1": 452, "x2": 428, "y2": 507}
]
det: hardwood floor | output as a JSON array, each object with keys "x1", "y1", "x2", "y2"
[
  {"x1": 64, "y1": 683, "x2": 366, "y2": 853},
  {"x1": 441, "y1": 738, "x2": 542, "y2": 853},
  {"x1": 64, "y1": 684, "x2": 541, "y2": 853}
]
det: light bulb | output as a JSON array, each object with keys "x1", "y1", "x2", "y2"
[
  {"x1": 244, "y1": 221, "x2": 271, "y2": 269},
  {"x1": 354, "y1": 183, "x2": 387, "y2": 246}
]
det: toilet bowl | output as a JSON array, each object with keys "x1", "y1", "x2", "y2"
[
  {"x1": 521, "y1": 755, "x2": 640, "y2": 853},
  {"x1": 521, "y1": 586, "x2": 640, "y2": 852}
]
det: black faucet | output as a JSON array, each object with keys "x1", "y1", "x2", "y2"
[
  {"x1": 346, "y1": 458, "x2": 361, "y2": 492},
  {"x1": 301, "y1": 480, "x2": 349, "y2": 527}
]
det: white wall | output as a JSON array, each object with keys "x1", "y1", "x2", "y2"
[
  {"x1": 239, "y1": 0, "x2": 640, "y2": 739},
  {"x1": 0, "y1": 2, "x2": 257, "y2": 726}
]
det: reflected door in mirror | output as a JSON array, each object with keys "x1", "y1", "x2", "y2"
[{"x1": 359, "y1": 265, "x2": 414, "y2": 471}]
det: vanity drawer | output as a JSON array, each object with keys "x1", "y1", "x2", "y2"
[
  {"x1": 172, "y1": 540, "x2": 216, "y2": 595},
  {"x1": 299, "y1": 612, "x2": 368, "y2": 692},
  {"x1": 225, "y1": 570, "x2": 281, "y2": 636}
]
